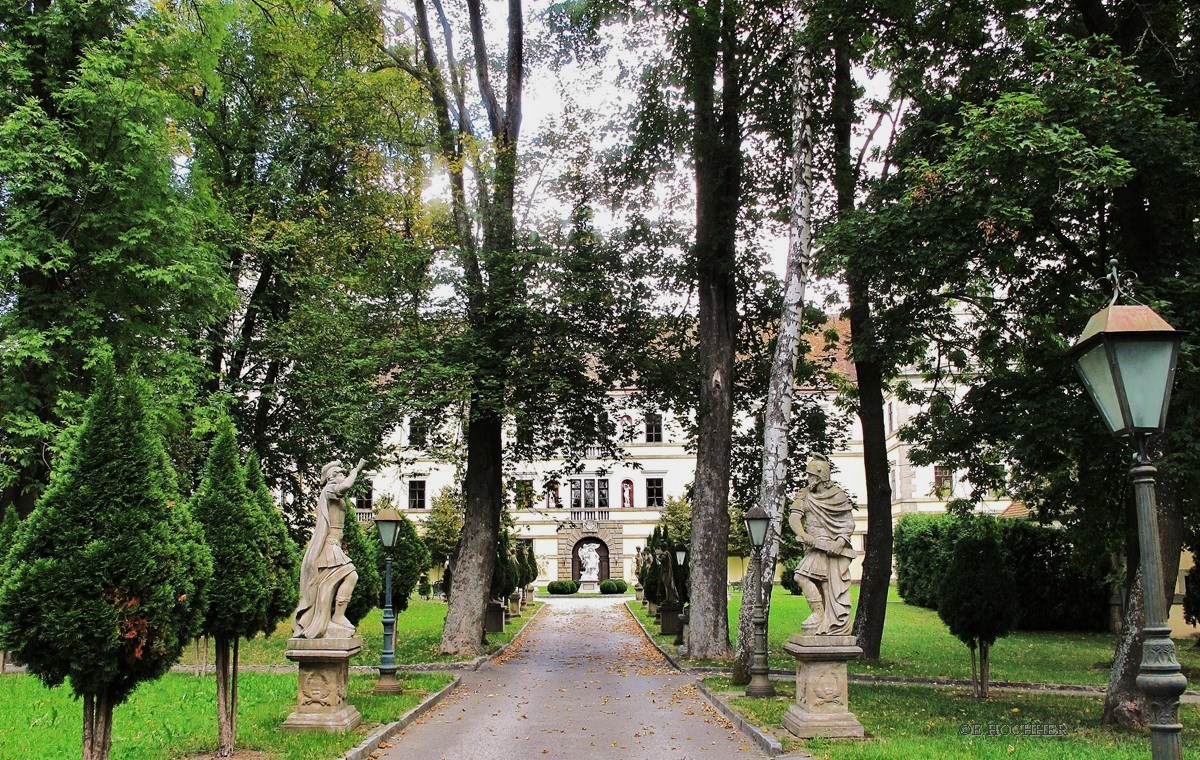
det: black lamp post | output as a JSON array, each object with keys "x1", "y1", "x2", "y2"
[
  {"x1": 1068, "y1": 266, "x2": 1186, "y2": 760},
  {"x1": 743, "y1": 505, "x2": 775, "y2": 697},
  {"x1": 374, "y1": 507, "x2": 403, "y2": 694},
  {"x1": 674, "y1": 548, "x2": 687, "y2": 646}
]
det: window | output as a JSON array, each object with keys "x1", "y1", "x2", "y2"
[
  {"x1": 886, "y1": 403, "x2": 893, "y2": 435},
  {"x1": 408, "y1": 479, "x2": 427, "y2": 510},
  {"x1": 646, "y1": 478, "x2": 664, "y2": 509},
  {"x1": 645, "y1": 412, "x2": 663, "y2": 443},
  {"x1": 545, "y1": 481, "x2": 561, "y2": 509},
  {"x1": 357, "y1": 479, "x2": 374, "y2": 513},
  {"x1": 513, "y1": 479, "x2": 534, "y2": 509},
  {"x1": 409, "y1": 417, "x2": 428, "y2": 449},
  {"x1": 933, "y1": 466, "x2": 953, "y2": 498},
  {"x1": 569, "y1": 478, "x2": 609, "y2": 510}
]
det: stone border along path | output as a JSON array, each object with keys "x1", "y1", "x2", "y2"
[{"x1": 375, "y1": 596, "x2": 770, "y2": 760}]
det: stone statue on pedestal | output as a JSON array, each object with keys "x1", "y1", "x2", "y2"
[
  {"x1": 293, "y1": 458, "x2": 366, "y2": 640},
  {"x1": 283, "y1": 457, "x2": 368, "y2": 733},
  {"x1": 788, "y1": 458, "x2": 856, "y2": 636}
]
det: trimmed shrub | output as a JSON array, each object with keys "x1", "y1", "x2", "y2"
[
  {"x1": 938, "y1": 521, "x2": 1018, "y2": 698},
  {"x1": 341, "y1": 515, "x2": 381, "y2": 625},
  {"x1": 599, "y1": 579, "x2": 628, "y2": 594},
  {"x1": 895, "y1": 512, "x2": 1109, "y2": 632},
  {"x1": 1185, "y1": 562, "x2": 1200, "y2": 627},
  {"x1": 780, "y1": 556, "x2": 802, "y2": 595},
  {"x1": 547, "y1": 580, "x2": 579, "y2": 595},
  {"x1": 894, "y1": 513, "x2": 957, "y2": 609}
]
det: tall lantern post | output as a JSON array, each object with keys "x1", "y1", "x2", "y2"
[
  {"x1": 373, "y1": 507, "x2": 403, "y2": 694},
  {"x1": 743, "y1": 506, "x2": 776, "y2": 697},
  {"x1": 1067, "y1": 262, "x2": 1186, "y2": 760}
]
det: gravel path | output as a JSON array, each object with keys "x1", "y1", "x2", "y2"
[{"x1": 376, "y1": 597, "x2": 768, "y2": 760}]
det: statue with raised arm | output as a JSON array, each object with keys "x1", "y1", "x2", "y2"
[
  {"x1": 293, "y1": 458, "x2": 367, "y2": 639},
  {"x1": 788, "y1": 457, "x2": 857, "y2": 635},
  {"x1": 579, "y1": 542, "x2": 601, "y2": 581}
]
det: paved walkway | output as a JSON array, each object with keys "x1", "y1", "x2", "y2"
[{"x1": 379, "y1": 598, "x2": 768, "y2": 760}]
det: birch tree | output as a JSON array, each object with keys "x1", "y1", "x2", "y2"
[{"x1": 732, "y1": 0, "x2": 814, "y2": 681}]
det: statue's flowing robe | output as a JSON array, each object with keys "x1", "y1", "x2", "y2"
[
  {"x1": 795, "y1": 484, "x2": 855, "y2": 634},
  {"x1": 292, "y1": 482, "x2": 356, "y2": 638}
]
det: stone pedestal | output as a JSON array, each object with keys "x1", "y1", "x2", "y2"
[
  {"x1": 647, "y1": 600, "x2": 657, "y2": 615},
  {"x1": 781, "y1": 635, "x2": 864, "y2": 739},
  {"x1": 635, "y1": 583, "x2": 644, "y2": 602},
  {"x1": 659, "y1": 601, "x2": 682, "y2": 636},
  {"x1": 283, "y1": 637, "x2": 363, "y2": 733},
  {"x1": 485, "y1": 601, "x2": 506, "y2": 633},
  {"x1": 508, "y1": 591, "x2": 522, "y2": 617},
  {"x1": 579, "y1": 580, "x2": 599, "y2": 594}
]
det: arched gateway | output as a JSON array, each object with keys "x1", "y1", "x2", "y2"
[
  {"x1": 557, "y1": 524, "x2": 624, "y2": 583},
  {"x1": 571, "y1": 538, "x2": 610, "y2": 582}
]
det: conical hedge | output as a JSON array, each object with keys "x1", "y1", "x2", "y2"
[
  {"x1": 246, "y1": 453, "x2": 299, "y2": 636},
  {"x1": 191, "y1": 417, "x2": 270, "y2": 640},
  {"x1": 0, "y1": 360, "x2": 212, "y2": 705}
]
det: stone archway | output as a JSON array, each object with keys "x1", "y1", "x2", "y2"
[
  {"x1": 558, "y1": 524, "x2": 623, "y2": 582},
  {"x1": 571, "y1": 538, "x2": 610, "y2": 582}
]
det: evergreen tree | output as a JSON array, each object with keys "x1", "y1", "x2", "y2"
[
  {"x1": 0, "y1": 503, "x2": 19, "y2": 672},
  {"x1": 245, "y1": 453, "x2": 299, "y2": 637},
  {"x1": 0, "y1": 504, "x2": 18, "y2": 563},
  {"x1": 191, "y1": 417, "x2": 270, "y2": 756},
  {"x1": 937, "y1": 521, "x2": 1018, "y2": 699},
  {"x1": 342, "y1": 515, "x2": 381, "y2": 626},
  {"x1": 0, "y1": 360, "x2": 211, "y2": 760}
]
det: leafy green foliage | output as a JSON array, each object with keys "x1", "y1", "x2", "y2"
[
  {"x1": 422, "y1": 487, "x2": 464, "y2": 569},
  {"x1": 896, "y1": 513, "x2": 1108, "y2": 632},
  {"x1": 0, "y1": 1, "x2": 227, "y2": 513},
  {"x1": 341, "y1": 516, "x2": 380, "y2": 627},
  {"x1": 0, "y1": 360, "x2": 212, "y2": 706},
  {"x1": 245, "y1": 452, "x2": 298, "y2": 638},
  {"x1": 161, "y1": 0, "x2": 436, "y2": 532},
  {"x1": 191, "y1": 417, "x2": 270, "y2": 640},
  {"x1": 0, "y1": 504, "x2": 18, "y2": 565},
  {"x1": 938, "y1": 522, "x2": 1018, "y2": 649},
  {"x1": 547, "y1": 581, "x2": 579, "y2": 595}
]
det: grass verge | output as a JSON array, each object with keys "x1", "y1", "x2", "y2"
[
  {"x1": 0, "y1": 671, "x2": 452, "y2": 759},
  {"x1": 703, "y1": 677, "x2": 1200, "y2": 759},
  {"x1": 636, "y1": 586, "x2": 1200, "y2": 687},
  {"x1": 231, "y1": 600, "x2": 542, "y2": 667}
]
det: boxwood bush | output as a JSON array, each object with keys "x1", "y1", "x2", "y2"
[
  {"x1": 599, "y1": 579, "x2": 627, "y2": 594},
  {"x1": 894, "y1": 513, "x2": 1109, "y2": 632},
  {"x1": 547, "y1": 580, "x2": 579, "y2": 595}
]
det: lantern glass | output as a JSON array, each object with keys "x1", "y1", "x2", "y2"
[
  {"x1": 675, "y1": 549, "x2": 686, "y2": 566},
  {"x1": 1113, "y1": 338, "x2": 1177, "y2": 431},
  {"x1": 374, "y1": 508, "x2": 403, "y2": 549},
  {"x1": 1075, "y1": 343, "x2": 1124, "y2": 434},
  {"x1": 743, "y1": 507, "x2": 770, "y2": 549}
]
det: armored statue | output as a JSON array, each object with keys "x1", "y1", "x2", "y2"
[
  {"x1": 788, "y1": 457, "x2": 856, "y2": 635},
  {"x1": 293, "y1": 458, "x2": 366, "y2": 639}
]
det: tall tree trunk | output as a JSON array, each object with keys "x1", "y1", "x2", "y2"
[
  {"x1": 685, "y1": 0, "x2": 741, "y2": 661},
  {"x1": 440, "y1": 409, "x2": 503, "y2": 654},
  {"x1": 732, "y1": 0, "x2": 814, "y2": 682},
  {"x1": 437, "y1": 0, "x2": 522, "y2": 656},
  {"x1": 215, "y1": 635, "x2": 234, "y2": 756},
  {"x1": 827, "y1": 36, "x2": 893, "y2": 661}
]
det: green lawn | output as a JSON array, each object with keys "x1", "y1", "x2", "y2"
[
  {"x1": 631, "y1": 587, "x2": 1200, "y2": 687},
  {"x1": 0, "y1": 671, "x2": 452, "y2": 759},
  {"x1": 704, "y1": 677, "x2": 1200, "y2": 759},
  {"x1": 233, "y1": 599, "x2": 542, "y2": 667}
]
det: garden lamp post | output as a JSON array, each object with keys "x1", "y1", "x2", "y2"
[
  {"x1": 373, "y1": 507, "x2": 403, "y2": 694},
  {"x1": 743, "y1": 505, "x2": 775, "y2": 697},
  {"x1": 674, "y1": 548, "x2": 687, "y2": 646},
  {"x1": 1068, "y1": 263, "x2": 1186, "y2": 760}
]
